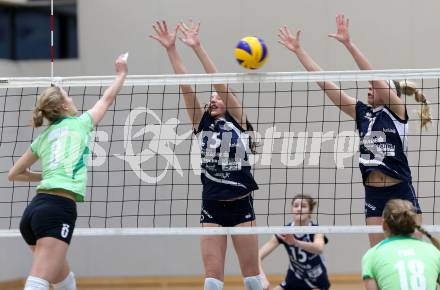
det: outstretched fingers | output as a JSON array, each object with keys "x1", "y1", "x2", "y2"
[
  {"x1": 179, "y1": 19, "x2": 200, "y2": 32},
  {"x1": 295, "y1": 29, "x2": 301, "y2": 41},
  {"x1": 162, "y1": 20, "x2": 168, "y2": 33},
  {"x1": 279, "y1": 26, "x2": 289, "y2": 38},
  {"x1": 152, "y1": 22, "x2": 161, "y2": 35}
]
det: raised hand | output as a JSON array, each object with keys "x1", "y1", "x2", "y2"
[
  {"x1": 178, "y1": 19, "x2": 201, "y2": 48},
  {"x1": 328, "y1": 14, "x2": 351, "y2": 45},
  {"x1": 278, "y1": 26, "x2": 302, "y2": 53},
  {"x1": 115, "y1": 53, "x2": 128, "y2": 76},
  {"x1": 149, "y1": 20, "x2": 178, "y2": 50}
]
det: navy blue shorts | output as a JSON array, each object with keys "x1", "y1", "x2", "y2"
[
  {"x1": 20, "y1": 193, "x2": 77, "y2": 245},
  {"x1": 364, "y1": 182, "x2": 422, "y2": 218},
  {"x1": 200, "y1": 195, "x2": 255, "y2": 227},
  {"x1": 280, "y1": 269, "x2": 330, "y2": 290}
]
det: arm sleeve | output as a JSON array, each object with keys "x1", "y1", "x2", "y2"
[
  {"x1": 362, "y1": 249, "x2": 375, "y2": 280},
  {"x1": 30, "y1": 134, "x2": 41, "y2": 157},
  {"x1": 194, "y1": 111, "x2": 210, "y2": 135},
  {"x1": 275, "y1": 234, "x2": 283, "y2": 244},
  {"x1": 436, "y1": 249, "x2": 440, "y2": 284},
  {"x1": 78, "y1": 112, "x2": 94, "y2": 132},
  {"x1": 310, "y1": 233, "x2": 328, "y2": 244},
  {"x1": 355, "y1": 101, "x2": 369, "y2": 129}
]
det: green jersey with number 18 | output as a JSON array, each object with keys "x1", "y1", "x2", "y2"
[{"x1": 362, "y1": 236, "x2": 440, "y2": 290}]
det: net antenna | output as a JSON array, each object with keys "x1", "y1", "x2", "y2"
[{"x1": 50, "y1": 0, "x2": 55, "y2": 86}]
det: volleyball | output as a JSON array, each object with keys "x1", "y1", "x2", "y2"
[{"x1": 234, "y1": 36, "x2": 268, "y2": 70}]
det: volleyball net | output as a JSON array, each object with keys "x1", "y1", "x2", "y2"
[{"x1": 1, "y1": 69, "x2": 440, "y2": 236}]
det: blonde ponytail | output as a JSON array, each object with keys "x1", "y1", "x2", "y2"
[
  {"x1": 384, "y1": 199, "x2": 440, "y2": 251},
  {"x1": 416, "y1": 225, "x2": 440, "y2": 251},
  {"x1": 32, "y1": 107, "x2": 44, "y2": 128},
  {"x1": 399, "y1": 81, "x2": 432, "y2": 129},
  {"x1": 32, "y1": 87, "x2": 66, "y2": 128}
]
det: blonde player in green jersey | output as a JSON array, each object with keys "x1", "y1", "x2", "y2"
[
  {"x1": 8, "y1": 54, "x2": 128, "y2": 290},
  {"x1": 362, "y1": 199, "x2": 440, "y2": 290}
]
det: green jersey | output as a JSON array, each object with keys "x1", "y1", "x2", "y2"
[
  {"x1": 30, "y1": 112, "x2": 94, "y2": 202},
  {"x1": 362, "y1": 236, "x2": 440, "y2": 290}
]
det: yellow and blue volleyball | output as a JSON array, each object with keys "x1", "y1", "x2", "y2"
[{"x1": 234, "y1": 36, "x2": 268, "y2": 70}]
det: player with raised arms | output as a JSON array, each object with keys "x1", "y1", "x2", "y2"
[
  {"x1": 150, "y1": 20, "x2": 262, "y2": 290},
  {"x1": 278, "y1": 14, "x2": 431, "y2": 246},
  {"x1": 8, "y1": 54, "x2": 128, "y2": 290}
]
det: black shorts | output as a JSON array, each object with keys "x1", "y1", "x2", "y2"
[
  {"x1": 20, "y1": 193, "x2": 77, "y2": 245},
  {"x1": 280, "y1": 269, "x2": 330, "y2": 290},
  {"x1": 364, "y1": 182, "x2": 422, "y2": 218},
  {"x1": 200, "y1": 195, "x2": 255, "y2": 227}
]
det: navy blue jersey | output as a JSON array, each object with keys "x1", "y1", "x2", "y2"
[
  {"x1": 195, "y1": 111, "x2": 258, "y2": 200},
  {"x1": 276, "y1": 222, "x2": 329, "y2": 286},
  {"x1": 356, "y1": 101, "x2": 412, "y2": 184}
]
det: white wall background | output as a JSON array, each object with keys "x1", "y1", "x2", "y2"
[{"x1": 1, "y1": 0, "x2": 439, "y2": 282}]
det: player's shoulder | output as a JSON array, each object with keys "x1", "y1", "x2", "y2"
[
  {"x1": 413, "y1": 239, "x2": 440, "y2": 253},
  {"x1": 366, "y1": 239, "x2": 387, "y2": 256},
  {"x1": 362, "y1": 243, "x2": 380, "y2": 263}
]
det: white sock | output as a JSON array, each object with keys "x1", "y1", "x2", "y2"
[
  {"x1": 24, "y1": 276, "x2": 49, "y2": 290},
  {"x1": 204, "y1": 277, "x2": 224, "y2": 290},
  {"x1": 53, "y1": 272, "x2": 76, "y2": 290},
  {"x1": 244, "y1": 275, "x2": 263, "y2": 290}
]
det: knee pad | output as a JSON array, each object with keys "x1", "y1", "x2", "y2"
[
  {"x1": 53, "y1": 272, "x2": 76, "y2": 290},
  {"x1": 244, "y1": 275, "x2": 263, "y2": 290},
  {"x1": 24, "y1": 276, "x2": 50, "y2": 290},
  {"x1": 204, "y1": 277, "x2": 224, "y2": 290}
]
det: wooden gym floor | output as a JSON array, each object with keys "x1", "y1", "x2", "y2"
[{"x1": 0, "y1": 275, "x2": 364, "y2": 290}]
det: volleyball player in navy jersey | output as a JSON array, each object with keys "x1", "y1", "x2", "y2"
[
  {"x1": 259, "y1": 195, "x2": 330, "y2": 290},
  {"x1": 150, "y1": 20, "x2": 263, "y2": 290},
  {"x1": 278, "y1": 14, "x2": 431, "y2": 246}
]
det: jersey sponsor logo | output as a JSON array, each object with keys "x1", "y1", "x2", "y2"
[
  {"x1": 202, "y1": 209, "x2": 213, "y2": 219},
  {"x1": 365, "y1": 203, "x2": 377, "y2": 211},
  {"x1": 307, "y1": 265, "x2": 324, "y2": 279},
  {"x1": 359, "y1": 128, "x2": 387, "y2": 167},
  {"x1": 383, "y1": 128, "x2": 396, "y2": 134},
  {"x1": 397, "y1": 248, "x2": 416, "y2": 257},
  {"x1": 213, "y1": 172, "x2": 230, "y2": 179}
]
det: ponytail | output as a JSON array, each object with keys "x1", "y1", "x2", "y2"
[
  {"x1": 32, "y1": 86, "x2": 66, "y2": 128},
  {"x1": 384, "y1": 199, "x2": 440, "y2": 250},
  {"x1": 399, "y1": 81, "x2": 432, "y2": 129},
  {"x1": 416, "y1": 225, "x2": 440, "y2": 251},
  {"x1": 32, "y1": 107, "x2": 44, "y2": 128}
]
